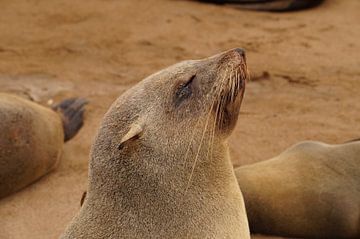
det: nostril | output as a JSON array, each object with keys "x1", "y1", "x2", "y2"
[{"x1": 234, "y1": 48, "x2": 246, "y2": 58}]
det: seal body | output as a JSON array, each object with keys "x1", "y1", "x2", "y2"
[
  {"x1": 61, "y1": 49, "x2": 250, "y2": 238},
  {"x1": 0, "y1": 93, "x2": 86, "y2": 199},
  {"x1": 236, "y1": 141, "x2": 360, "y2": 238},
  {"x1": 0, "y1": 93, "x2": 64, "y2": 198}
]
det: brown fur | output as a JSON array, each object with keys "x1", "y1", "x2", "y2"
[
  {"x1": 61, "y1": 49, "x2": 251, "y2": 238},
  {"x1": 236, "y1": 141, "x2": 360, "y2": 238},
  {"x1": 0, "y1": 94, "x2": 86, "y2": 199},
  {"x1": 0, "y1": 93, "x2": 64, "y2": 198}
]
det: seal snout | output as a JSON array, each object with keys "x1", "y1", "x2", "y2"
[
  {"x1": 217, "y1": 48, "x2": 247, "y2": 80},
  {"x1": 210, "y1": 48, "x2": 248, "y2": 135},
  {"x1": 224, "y1": 48, "x2": 247, "y2": 64},
  {"x1": 233, "y1": 48, "x2": 246, "y2": 59}
]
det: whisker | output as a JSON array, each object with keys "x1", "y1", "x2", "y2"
[
  {"x1": 185, "y1": 67, "x2": 229, "y2": 193},
  {"x1": 182, "y1": 118, "x2": 202, "y2": 168},
  {"x1": 183, "y1": 63, "x2": 246, "y2": 193},
  {"x1": 185, "y1": 100, "x2": 213, "y2": 192},
  {"x1": 207, "y1": 68, "x2": 229, "y2": 163}
]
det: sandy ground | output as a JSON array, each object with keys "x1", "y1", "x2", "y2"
[{"x1": 0, "y1": 0, "x2": 359, "y2": 238}]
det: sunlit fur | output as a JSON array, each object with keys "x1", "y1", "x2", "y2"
[
  {"x1": 61, "y1": 49, "x2": 250, "y2": 239},
  {"x1": 236, "y1": 141, "x2": 360, "y2": 238}
]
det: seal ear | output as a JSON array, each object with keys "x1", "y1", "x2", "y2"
[{"x1": 118, "y1": 123, "x2": 144, "y2": 150}]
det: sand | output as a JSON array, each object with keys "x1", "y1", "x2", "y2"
[{"x1": 0, "y1": 0, "x2": 359, "y2": 238}]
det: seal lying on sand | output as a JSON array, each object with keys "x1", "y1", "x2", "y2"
[
  {"x1": 236, "y1": 140, "x2": 360, "y2": 238},
  {"x1": 198, "y1": 0, "x2": 324, "y2": 12},
  {"x1": 61, "y1": 49, "x2": 251, "y2": 239},
  {"x1": 0, "y1": 93, "x2": 86, "y2": 199}
]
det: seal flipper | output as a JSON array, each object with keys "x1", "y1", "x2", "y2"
[{"x1": 52, "y1": 98, "x2": 88, "y2": 142}]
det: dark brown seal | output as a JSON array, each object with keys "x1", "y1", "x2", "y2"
[
  {"x1": 61, "y1": 49, "x2": 250, "y2": 238},
  {"x1": 0, "y1": 93, "x2": 86, "y2": 198},
  {"x1": 198, "y1": 0, "x2": 324, "y2": 12}
]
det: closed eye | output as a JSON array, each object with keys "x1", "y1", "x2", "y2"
[
  {"x1": 183, "y1": 74, "x2": 196, "y2": 87},
  {"x1": 174, "y1": 74, "x2": 196, "y2": 107}
]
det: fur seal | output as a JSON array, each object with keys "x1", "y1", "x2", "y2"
[
  {"x1": 0, "y1": 93, "x2": 86, "y2": 199},
  {"x1": 235, "y1": 140, "x2": 360, "y2": 238},
  {"x1": 61, "y1": 48, "x2": 251, "y2": 239}
]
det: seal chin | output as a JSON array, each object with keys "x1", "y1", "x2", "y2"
[
  {"x1": 225, "y1": 81, "x2": 245, "y2": 119},
  {"x1": 213, "y1": 48, "x2": 247, "y2": 135},
  {"x1": 216, "y1": 78, "x2": 245, "y2": 135}
]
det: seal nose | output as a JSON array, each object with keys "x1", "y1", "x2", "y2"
[{"x1": 233, "y1": 48, "x2": 246, "y2": 58}]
